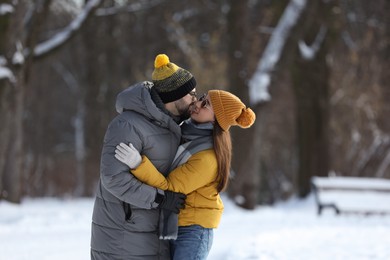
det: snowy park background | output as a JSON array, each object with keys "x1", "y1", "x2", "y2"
[
  {"x1": 1, "y1": 193, "x2": 390, "y2": 260},
  {"x1": 1, "y1": 2, "x2": 389, "y2": 259}
]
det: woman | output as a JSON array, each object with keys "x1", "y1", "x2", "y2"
[{"x1": 115, "y1": 90, "x2": 256, "y2": 259}]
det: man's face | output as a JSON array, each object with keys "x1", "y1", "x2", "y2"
[{"x1": 173, "y1": 90, "x2": 197, "y2": 119}]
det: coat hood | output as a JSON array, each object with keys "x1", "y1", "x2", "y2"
[{"x1": 116, "y1": 81, "x2": 181, "y2": 134}]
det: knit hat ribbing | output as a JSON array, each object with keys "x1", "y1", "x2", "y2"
[
  {"x1": 209, "y1": 90, "x2": 256, "y2": 131},
  {"x1": 152, "y1": 54, "x2": 196, "y2": 103}
]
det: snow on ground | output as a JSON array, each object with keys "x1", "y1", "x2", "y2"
[{"x1": 1, "y1": 194, "x2": 390, "y2": 260}]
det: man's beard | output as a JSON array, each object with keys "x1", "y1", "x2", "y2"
[
  {"x1": 175, "y1": 102, "x2": 191, "y2": 122},
  {"x1": 178, "y1": 107, "x2": 191, "y2": 122}
]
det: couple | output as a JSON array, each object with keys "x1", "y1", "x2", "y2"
[{"x1": 91, "y1": 54, "x2": 256, "y2": 260}]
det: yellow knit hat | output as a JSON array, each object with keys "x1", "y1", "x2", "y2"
[
  {"x1": 152, "y1": 54, "x2": 196, "y2": 103},
  {"x1": 209, "y1": 90, "x2": 256, "y2": 131}
]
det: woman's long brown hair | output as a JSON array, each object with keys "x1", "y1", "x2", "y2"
[{"x1": 213, "y1": 122, "x2": 232, "y2": 192}]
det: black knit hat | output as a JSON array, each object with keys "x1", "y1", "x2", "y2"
[{"x1": 152, "y1": 54, "x2": 196, "y2": 103}]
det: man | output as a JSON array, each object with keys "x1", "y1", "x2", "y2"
[{"x1": 91, "y1": 54, "x2": 197, "y2": 260}]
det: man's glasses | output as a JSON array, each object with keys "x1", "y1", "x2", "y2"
[
  {"x1": 198, "y1": 93, "x2": 210, "y2": 109},
  {"x1": 189, "y1": 91, "x2": 197, "y2": 100}
]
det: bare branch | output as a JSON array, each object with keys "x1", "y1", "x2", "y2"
[
  {"x1": 248, "y1": 0, "x2": 307, "y2": 105},
  {"x1": 376, "y1": 149, "x2": 390, "y2": 178},
  {"x1": 298, "y1": 25, "x2": 327, "y2": 60},
  {"x1": 95, "y1": 0, "x2": 164, "y2": 16},
  {"x1": 30, "y1": 0, "x2": 103, "y2": 58},
  {"x1": 341, "y1": 30, "x2": 357, "y2": 50},
  {"x1": 352, "y1": 96, "x2": 390, "y2": 174}
]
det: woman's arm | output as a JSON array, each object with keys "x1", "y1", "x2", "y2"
[
  {"x1": 133, "y1": 150, "x2": 218, "y2": 194},
  {"x1": 115, "y1": 143, "x2": 218, "y2": 194}
]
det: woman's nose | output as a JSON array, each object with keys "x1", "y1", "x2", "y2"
[{"x1": 190, "y1": 101, "x2": 200, "y2": 112}]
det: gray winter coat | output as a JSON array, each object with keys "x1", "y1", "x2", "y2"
[{"x1": 91, "y1": 82, "x2": 182, "y2": 260}]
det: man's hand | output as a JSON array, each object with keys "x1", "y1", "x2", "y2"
[
  {"x1": 158, "y1": 190, "x2": 186, "y2": 214},
  {"x1": 115, "y1": 143, "x2": 142, "y2": 169}
]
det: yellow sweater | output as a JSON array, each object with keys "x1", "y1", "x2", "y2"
[{"x1": 132, "y1": 149, "x2": 224, "y2": 228}]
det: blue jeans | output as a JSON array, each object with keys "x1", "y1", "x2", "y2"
[{"x1": 170, "y1": 225, "x2": 213, "y2": 260}]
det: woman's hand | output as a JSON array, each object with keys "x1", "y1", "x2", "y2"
[{"x1": 115, "y1": 143, "x2": 142, "y2": 169}]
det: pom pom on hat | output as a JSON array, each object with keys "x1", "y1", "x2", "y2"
[
  {"x1": 154, "y1": 54, "x2": 170, "y2": 68},
  {"x1": 209, "y1": 90, "x2": 256, "y2": 131},
  {"x1": 236, "y1": 108, "x2": 256, "y2": 128},
  {"x1": 151, "y1": 54, "x2": 196, "y2": 103}
]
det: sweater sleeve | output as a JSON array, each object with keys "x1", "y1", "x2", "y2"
[{"x1": 131, "y1": 149, "x2": 218, "y2": 194}]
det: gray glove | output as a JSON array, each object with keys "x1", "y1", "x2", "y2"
[{"x1": 115, "y1": 143, "x2": 142, "y2": 169}]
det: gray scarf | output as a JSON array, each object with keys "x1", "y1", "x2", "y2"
[{"x1": 159, "y1": 119, "x2": 213, "y2": 240}]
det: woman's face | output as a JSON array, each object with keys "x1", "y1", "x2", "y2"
[{"x1": 189, "y1": 93, "x2": 215, "y2": 124}]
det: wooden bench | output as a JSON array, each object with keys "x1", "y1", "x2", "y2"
[{"x1": 311, "y1": 176, "x2": 390, "y2": 215}]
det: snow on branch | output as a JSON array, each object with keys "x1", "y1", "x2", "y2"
[
  {"x1": 0, "y1": 56, "x2": 16, "y2": 83},
  {"x1": 0, "y1": 3, "x2": 14, "y2": 15},
  {"x1": 249, "y1": 0, "x2": 307, "y2": 105},
  {"x1": 12, "y1": 41, "x2": 25, "y2": 65},
  {"x1": 95, "y1": 0, "x2": 164, "y2": 16},
  {"x1": 32, "y1": 0, "x2": 102, "y2": 57},
  {"x1": 0, "y1": 66, "x2": 15, "y2": 83},
  {"x1": 298, "y1": 25, "x2": 327, "y2": 60}
]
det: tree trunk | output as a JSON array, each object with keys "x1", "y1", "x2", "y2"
[
  {"x1": 0, "y1": 0, "x2": 13, "y2": 200},
  {"x1": 2, "y1": 72, "x2": 24, "y2": 202},
  {"x1": 290, "y1": 0, "x2": 334, "y2": 197},
  {"x1": 0, "y1": 1, "x2": 51, "y2": 202},
  {"x1": 0, "y1": 2, "x2": 26, "y2": 202},
  {"x1": 225, "y1": 0, "x2": 260, "y2": 209},
  {"x1": 77, "y1": 7, "x2": 105, "y2": 196}
]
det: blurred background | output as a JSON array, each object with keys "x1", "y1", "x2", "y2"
[{"x1": 0, "y1": 0, "x2": 388, "y2": 209}]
